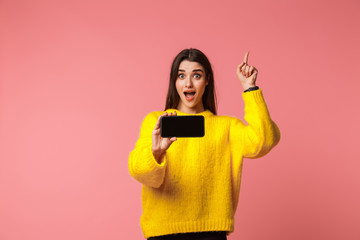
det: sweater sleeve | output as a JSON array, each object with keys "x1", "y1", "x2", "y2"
[
  {"x1": 128, "y1": 112, "x2": 167, "y2": 188},
  {"x1": 229, "y1": 89, "x2": 280, "y2": 159}
]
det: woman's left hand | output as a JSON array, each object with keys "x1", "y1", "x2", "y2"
[{"x1": 236, "y1": 51, "x2": 258, "y2": 90}]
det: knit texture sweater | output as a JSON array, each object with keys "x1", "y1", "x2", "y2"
[{"x1": 128, "y1": 89, "x2": 280, "y2": 238}]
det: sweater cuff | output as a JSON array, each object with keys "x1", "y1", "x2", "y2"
[
  {"x1": 242, "y1": 89, "x2": 266, "y2": 106},
  {"x1": 144, "y1": 145, "x2": 167, "y2": 171},
  {"x1": 140, "y1": 146, "x2": 167, "y2": 188}
]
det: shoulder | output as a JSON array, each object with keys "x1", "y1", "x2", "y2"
[
  {"x1": 141, "y1": 110, "x2": 166, "y2": 124},
  {"x1": 138, "y1": 111, "x2": 165, "y2": 131}
]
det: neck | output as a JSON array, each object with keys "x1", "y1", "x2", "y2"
[{"x1": 176, "y1": 103, "x2": 205, "y2": 114}]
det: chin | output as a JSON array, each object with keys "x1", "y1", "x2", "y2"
[{"x1": 187, "y1": 102, "x2": 199, "y2": 109}]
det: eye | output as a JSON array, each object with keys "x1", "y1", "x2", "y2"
[
  {"x1": 194, "y1": 73, "x2": 201, "y2": 79},
  {"x1": 178, "y1": 73, "x2": 185, "y2": 79}
]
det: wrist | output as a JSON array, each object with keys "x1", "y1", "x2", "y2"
[
  {"x1": 243, "y1": 85, "x2": 259, "y2": 92},
  {"x1": 152, "y1": 149, "x2": 165, "y2": 163},
  {"x1": 241, "y1": 83, "x2": 256, "y2": 90}
]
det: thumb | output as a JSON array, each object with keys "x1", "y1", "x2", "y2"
[{"x1": 237, "y1": 62, "x2": 245, "y2": 73}]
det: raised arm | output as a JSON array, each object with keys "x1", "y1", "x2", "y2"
[{"x1": 231, "y1": 51, "x2": 280, "y2": 158}]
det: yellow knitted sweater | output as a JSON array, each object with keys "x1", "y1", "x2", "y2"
[{"x1": 128, "y1": 89, "x2": 280, "y2": 238}]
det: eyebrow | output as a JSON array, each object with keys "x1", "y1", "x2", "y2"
[{"x1": 178, "y1": 69, "x2": 204, "y2": 72}]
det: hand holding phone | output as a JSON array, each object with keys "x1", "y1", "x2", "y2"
[{"x1": 152, "y1": 112, "x2": 178, "y2": 163}]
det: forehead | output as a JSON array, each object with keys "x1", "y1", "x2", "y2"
[{"x1": 178, "y1": 60, "x2": 204, "y2": 71}]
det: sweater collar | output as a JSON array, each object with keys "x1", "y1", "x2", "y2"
[{"x1": 165, "y1": 109, "x2": 214, "y2": 117}]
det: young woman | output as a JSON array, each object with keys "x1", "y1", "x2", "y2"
[{"x1": 129, "y1": 48, "x2": 280, "y2": 240}]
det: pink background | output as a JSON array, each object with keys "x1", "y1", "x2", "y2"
[{"x1": 1, "y1": 0, "x2": 360, "y2": 239}]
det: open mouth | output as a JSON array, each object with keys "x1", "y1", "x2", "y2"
[
  {"x1": 184, "y1": 92, "x2": 195, "y2": 97},
  {"x1": 184, "y1": 91, "x2": 196, "y2": 101}
]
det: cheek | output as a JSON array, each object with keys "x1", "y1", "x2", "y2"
[
  {"x1": 195, "y1": 81, "x2": 207, "y2": 93},
  {"x1": 175, "y1": 81, "x2": 182, "y2": 95}
]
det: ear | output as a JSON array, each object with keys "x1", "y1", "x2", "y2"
[{"x1": 206, "y1": 75, "x2": 209, "y2": 86}]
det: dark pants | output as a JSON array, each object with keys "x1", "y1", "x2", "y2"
[{"x1": 148, "y1": 231, "x2": 227, "y2": 240}]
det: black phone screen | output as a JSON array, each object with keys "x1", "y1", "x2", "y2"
[{"x1": 160, "y1": 115, "x2": 205, "y2": 138}]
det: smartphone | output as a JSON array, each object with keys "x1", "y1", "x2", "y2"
[{"x1": 160, "y1": 115, "x2": 205, "y2": 138}]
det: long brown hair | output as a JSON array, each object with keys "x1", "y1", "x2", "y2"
[{"x1": 164, "y1": 48, "x2": 217, "y2": 115}]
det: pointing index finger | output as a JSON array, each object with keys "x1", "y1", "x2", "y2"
[{"x1": 243, "y1": 51, "x2": 249, "y2": 64}]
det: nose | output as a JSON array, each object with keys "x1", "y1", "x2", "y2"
[{"x1": 185, "y1": 76, "x2": 193, "y2": 87}]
